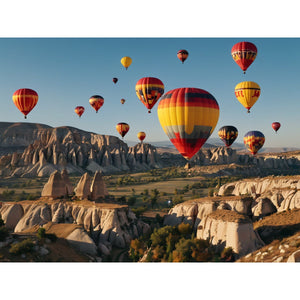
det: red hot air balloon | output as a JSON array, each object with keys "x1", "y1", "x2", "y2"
[
  {"x1": 120, "y1": 98, "x2": 126, "y2": 105},
  {"x1": 231, "y1": 41, "x2": 257, "y2": 74},
  {"x1": 12, "y1": 88, "x2": 39, "y2": 119},
  {"x1": 89, "y1": 95, "x2": 104, "y2": 113},
  {"x1": 177, "y1": 49, "x2": 189, "y2": 63},
  {"x1": 272, "y1": 122, "x2": 281, "y2": 133},
  {"x1": 116, "y1": 122, "x2": 130, "y2": 139},
  {"x1": 135, "y1": 77, "x2": 164, "y2": 113},
  {"x1": 75, "y1": 106, "x2": 85, "y2": 117},
  {"x1": 113, "y1": 78, "x2": 118, "y2": 84}
]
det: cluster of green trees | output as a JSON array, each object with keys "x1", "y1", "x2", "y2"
[
  {"x1": 1, "y1": 190, "x2": 40, "y2": 201},
  {"x1": 129, "y1": 223, "x2": 235, "y2": 262}
]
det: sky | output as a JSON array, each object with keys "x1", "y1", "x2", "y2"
[{"x1": 1, "y1": 37, "x2": 300, "y2": 149}]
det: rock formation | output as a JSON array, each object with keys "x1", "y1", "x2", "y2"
[
  {"x1": 196, "y1": 210, "x2": 265, "y2": 257},
  {"x1": 74, "y1": 173, "x2": 91, "y2": 200},
  {"x1": 90, "y1": 171, "x2": 109, "y2": 201}
]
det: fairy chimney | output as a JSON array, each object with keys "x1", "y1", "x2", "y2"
[
  {"x1": 90, "y1": 170, "x2": 109, "y2": 201},
  {"x1": 41, "y1": 170, "x2": 68, "y2": 199},
  {"x1": 74, "y1": 172, "x2": 91, "y2": 200}
]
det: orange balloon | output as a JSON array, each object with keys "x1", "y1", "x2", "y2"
[
  {"x1": 12, "y1": 88, "x2": 38, "y2": 119},
  {"x1": 116, "y1": 122, "x2": 130, "y2": 138},
  {"x1": 89, "y1": 95, "x2": 104, "y2": 113},
  {"x1": 75, "y1": 106, "x2": 85, "y2": 117},
  {"x1": 137, "y1": 131, "x2": 146, "y2": 142}
]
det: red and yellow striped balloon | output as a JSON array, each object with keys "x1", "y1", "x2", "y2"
[
  {"x1": 12, "y1": 88, "x2": 38, "y2": 119},
  {"x1": 157, "y1": 87, "x2": 219, "y2": 160},
  {"x1": 135, "y1": 77, "x2": 164, "y2": 113},
  {"x1": 137, "y1": 131, "x2": 146, "y2": 142},
  {"x1": 231, "y1": 41, "x2": 257, "y2": 73},
  {"x1": 89, "y1": 95, "x2": 104, "y2": 113},
  {"x1": 75, "y1": 106, "x2": 85, "y2": 117},
  {"x1": 116, "y1": 122, "x2": 130, "y2": 138},
  {"x1": 244, "y1": 131, "x2": 265, "y2": 155}
]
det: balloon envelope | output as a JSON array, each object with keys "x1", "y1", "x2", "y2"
[
  {"x1": 120, "y1": 98, "x2": 126, "y2": 104},
  {"x1": 272, "y1": 122, "x2": 281, "y2": 132},
  {"x1": 235, "y1": 81, "x2": 260, "y2": 113},
  {"x1": 12, "y1": 88, "x2": 38, "y2": 119},
  {"x1": 218, "y1": 126, "x2": 238, "y2": 147},
  {"x1": 75, "y1": 106, "x2": 85, "y2": 117},
  {"x1": 113, "y1": 78, "x2": 118, "y2": 84},
  {"x1": 157, "y1": 87, "x2": 219, "y2": 160},
  {"x1": 137, "y1": 131, "x2": 146, "y2": 142},
  {"x1": 231, "y1": 41, "x2": 257, "y2": 73},
  {"x1": 244, "y1": 131, "x2": 265, "y2": 155},
  {"x1": 89, "y1": 95, "x2": 104, "y2": 113},
  {"x1": 120, "y1": 56, "x2": 132, "y2": 70},
  {"x1": 135, "y1": 77, "x2": 164, "y2": 113},
  {"x1": 116, "y1": 122, "x2": 130, "y2": 138},
  {"x1": 177, "y1": 49, "x2": 189, "y2": 63}
]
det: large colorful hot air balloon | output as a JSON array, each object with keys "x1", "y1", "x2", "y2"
[
  {"x1": 235, "y1": 81, "x2": 261, "y2": 113},
  {"x1": 89, "y1": 95, "x2": 104, "y2": 113},
  {"x1": 75, "y1": 106, "x2": 85, "y2": 117},
  {"x1": 12, "y1": 88, "x2": 38, "y2": 119},
  {"x1": 113, "y1": 78, "x2": 118, "y2": 84},
  {"x1": 116, "y1": 122, "x2": 130, "y2": 138},
  {"x1": 177, "y1": 49, "x2": 189, "y2": 63},
  {"x1": 135, "y1": 77, "x2": 164, "y2": 113},
  {"x1": 218, "y1": 126, "x2": 238, "y2": 147},
  {"x1": 120, "y1": 98, "x2": 126, "y2": 105},
  {"x1": 157, "y1": 87, "x2": 219, "y2": 160},
  {"x1": 137, "y1": 131, "x2": 146, "y2": 143},
  {"x1": 231, "y1": 41, "x2": 257, "y2": 74},
  {"x1": 244, "y1": 131, "x2": 265, "y2": 155},
  {"x1": 272, "y1": 122, "x2": 281, "y2": 133},
  {"x1": 121, "y1": 56, "x2": 132, "y2": 70}
]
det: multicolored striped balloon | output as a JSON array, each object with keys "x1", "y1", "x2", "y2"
[
  {"x1": 235, "y1": 81, "x2": 261, "y2": 113},
  {"x1": 12, "y1": 88, "x2": 38, "y2": 119},
  {"x1": 157, "y1": 87, "x2": 219, "y2": 160},
  {"x1": 244, "y1": 131, "x2": 265, "y2": 155},
  {"x1": 218, "y1": 126, "x2": 238, "y2": 147},
  {"x1": 177, "y1": 49, "x2": 189, "y2": 63},
  {"x1": 89, "y1": 95, "x2": 104, "y2": 113},
  {"x1": 116, "y1": 122, "x2": 130, "y2": 138},
  {"x1": 135, "y1": 77, "x2": 164, "y2": 113},
  {"x1": 74, "y1": 106, "x2": 85, "y2": 117},
  {"x1": 231, "y1": 41, "x2": 257, "y2": 73}
]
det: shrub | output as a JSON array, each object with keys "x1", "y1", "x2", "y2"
[
  {"x1": 0, "y1": 226, "x2": 9, "y2": 242},
  {"x1": 127, "y1": 196, "x2": 137, "y2": 206},
  {"x1": 37, "y1": 227, "x2": 46, "y2": 239},
  {"x1": 9, "y1": 238, "x2": 34, "y2": 255}
]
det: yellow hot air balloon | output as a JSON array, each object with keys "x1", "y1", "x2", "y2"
[
  {"x1": 157, "y1": 87, "x2": 219, "y2": 160},
  {"x1": 234, "y1": 81, "x2": 260, "y2": 113},
  {"x1": 120, "y1": 56, "x2": 132, "y2": 70},
  {"x1": 137, "y1": 131, "x2": 146, "y2": 143}
]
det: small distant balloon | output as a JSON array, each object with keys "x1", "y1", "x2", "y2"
[
  {"x1": 272, "y1": 122, "x2": 281, "y2": 133},
  {"x1": 120, "y1": 98, "x2": 126, "y2": 105},
  {"x1": 116, "y1": 122, "x2": 130, "y2": 138},
  {"x1": 75, "y1": 106, "x2": 85, "y2": 117},
  {"x1": 177, "y1": 49, "x2": 189, "y2": 63},
  {"x1": 89, "y1": 95, "x2": 104, "y2": 113},
  {"x1": 218, "y1": 126, "x2": 238, "y2": 147},
  {"x1": 113, "y1": 78, "x2": 118, "y2": 84},
  {"x1": 244, "y1": 131, "x2": 265, "y2": 155},
  {"x1": 12, "y1": 88, "x2": 38, "y2": 119},
  {"x1": 137, "y1": 131, "x2": 146, "y2": 143},
  {"x1": 120, "y1": 56, "x2": 132, "y2": 70}
]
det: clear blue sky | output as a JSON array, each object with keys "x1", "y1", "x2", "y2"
[{"x1": 0, "y1": 38, "x2": 299, "y2": 148}]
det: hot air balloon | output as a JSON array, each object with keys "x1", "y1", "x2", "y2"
[
  {"x1": 135, "y1": 77, "x2": 164, "y2": 113},
  {"x1": 157, "y1": 87, "x2": 220, "y2": 160},
  {"x1": 116, "y1": 122, "x2": 130, "y2": 138},
  {"x1": 244, "y1": 131, "x2": 265, "y2": 155},
  {"x1": 231, "y1": 41, "x2": 257, "y2": 74},
  {"x1": 89, "y1": 95, "x2": 104, "y2": 113},
  {"x1": 137, "y1": 131, "x2": 146, "y2": 143},
  {"x1": 177, "y1": 49, "x2": 189, "y2": 63},
  {"x1": 235, "y1": 81, "x2": 260, "y2": 113},
  {"x1": 121, "y1": 56, "x2": 132, "y2": 70},
  {"x1": 120, "y1": 98, "x2": 126, "y2": 105},
  {"x1": 272, "y1": 122, "x2": 281, "y2": 133},
  {"x1": 113, "y1": 78, "x2": 118, "y2": 84},
  {"x1": 12, "y1": 88, "x2": 38, "y2": 119},
  {"x1": 75, "y1": 106, "x2": 85, "y2": 117},
  {"x1": 218, "y1": 126, "x2": 238, "y2": 147}
]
